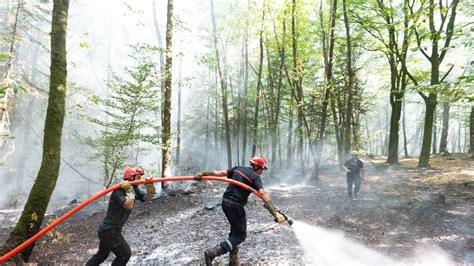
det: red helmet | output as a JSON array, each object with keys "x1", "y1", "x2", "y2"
[
  {"x1": 249, "y1": 156, "x2": 268, "y2": 170},
  {"x1": 123, "y1": 166, "x2": 145, "y2": 180}
]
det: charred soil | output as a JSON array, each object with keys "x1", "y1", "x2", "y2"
[{"x1": 8, "y1": 154, "x2": 474, "y2": 264}]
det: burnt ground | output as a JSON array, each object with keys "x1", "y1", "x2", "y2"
[{"x1": 6, "y1": 154, "x2": 474, "y2": 264}]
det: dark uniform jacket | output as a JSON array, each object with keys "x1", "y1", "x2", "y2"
[
  {"x1": 99, "y1": 186, "x2": 145, "y2": 232},
  {"x1": 344, "y1": 158, "x2": 364, "y2": 176},
  {"x1": 223, "y1": 166, "x2": 264, "y2": 205}
]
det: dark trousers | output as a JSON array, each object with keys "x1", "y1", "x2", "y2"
[
  {"x1": 86, "y1": 229, "x2": 131, "y2": 266},
  {"x1": 219, "y1": 197, "x2": 247, "y2": 254},
  {"x1": 346, "y1": 174, "x2": 361, "y2": 197}
]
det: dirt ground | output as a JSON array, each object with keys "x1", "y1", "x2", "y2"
[{"x1": 7, "y1": 154, "x2": 474, "y2": 264}]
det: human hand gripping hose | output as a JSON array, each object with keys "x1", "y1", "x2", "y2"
[{"x1": 0, "y1": 176, "x2": 262, "y2": 263}]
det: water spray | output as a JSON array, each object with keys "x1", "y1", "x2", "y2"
[{"x1": 0, "y1": 176, "x2": 262, "y2": 263}]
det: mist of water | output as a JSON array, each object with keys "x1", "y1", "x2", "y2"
[{"x1": 291, "y1": 221, "x2": 455, "y2": 266}]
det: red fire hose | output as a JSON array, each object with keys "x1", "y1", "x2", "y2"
[{"x1": 0, "y1": 176, "x2": 261, "y2": 263}]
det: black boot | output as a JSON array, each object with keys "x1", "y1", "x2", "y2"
[
  {"x1": 229, "y1": 247, "x2": 240, "y2": 266},
  {"x1": 205, "y1": 246, "x2": 223, "y2": 266}
]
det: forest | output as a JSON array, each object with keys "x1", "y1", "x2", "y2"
[{"x1": 0, "y1": 0, "x2": 473, "y2": 264}]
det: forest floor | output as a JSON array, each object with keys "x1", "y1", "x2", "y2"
[{"x1": 6, "y1": 154, "x2": 474, "y2": 265}]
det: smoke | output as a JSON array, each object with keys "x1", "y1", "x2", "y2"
[{"x1": 291, "y1": 221, "x2": 455, "y2": 266}]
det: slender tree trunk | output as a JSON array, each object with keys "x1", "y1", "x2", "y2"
[
  {"x1": 439, "y1": 103, "x2": 450, "y2": 154},
  {"x1": 314, "y1": 0, "x2": 337, "y2": 177},
  {"x1": 365, "y1": 116, "x2": 371, "y2": 154},
  {"x1": 470, "y1": 106, "x2": 474, "y2": 157},
  {"x1": 291, "y1": 0, "x2": 304, "y2": 168},
  {"x1": 241, "y1": 2, "x2": 249, "y2": 165},
  {"x1": 176, "y1": 48, "x2": 182, "y2": 166},
  {"x1": 287, "y1": 93, "x2": 294, "y2": 167},
  {"x1": 161, "y1": 0, "x2": 173, "y2": 187},
  {"x1": 204, "y1": 91, "x2": 211, "y2": 168},
  {"x1": 432, "y1": 107, "x2": 438, "y2": 154},
  {"x1": 210, "y1": 0, "x2": 232, "y2": 167},
  {"x1": 342, "y1": 0, "x2": 353, "y2": 159},
  {"x1": 251, "y1": 1, "x2": 265, "y2": 157},
  {"x1": 402, "y1": 94, "x2": 409, "y2": 157},
  {"x1": 4, "y1": 0, "x2": 69, "y2": 261},
  {"x1": 152, "y1": 0, "x2": 165, "y2": 74}
]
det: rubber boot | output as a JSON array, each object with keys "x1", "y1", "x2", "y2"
[
  {"x1": 205, "y1": 246, "x2": 223, "y2": 266},
  {"x1": 229, "y1": 247, "x2": 240, "y2": 266}
]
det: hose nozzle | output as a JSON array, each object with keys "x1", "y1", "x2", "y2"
[{"x1": 279, "y1": 211, "x2": 294, "y2": 225}]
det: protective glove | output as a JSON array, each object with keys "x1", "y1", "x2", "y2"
[
  {"x1": 194, "y1": 172, "x2": 204, "y2": 181},
  {"x1": 143, "y1": 179, "x2": 156, "y2": 202},
  {"x1": 274, "y1": 212, "x2": 286, "y2": 223},
  {"x1": 194, "y1": 171, "x2": 213, "y2": 181},
  {"x1": 120, "y1": 181, "x2": 132, "y2": 191}
]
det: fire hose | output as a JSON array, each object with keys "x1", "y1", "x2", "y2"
[{"x1": 0, "y1": 176, "x2": 267, "y2": 263}]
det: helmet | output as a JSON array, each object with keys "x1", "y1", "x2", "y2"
[
  {"x1": 249, "y1": 156, "x2": 268, "y2": 170},
  {"x1": 123, "y1": 166, "x2": 145, "y2": 180}
]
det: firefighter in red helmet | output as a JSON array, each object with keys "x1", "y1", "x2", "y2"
[
  {"x1": 194, "y1": 156, "x2": 286, "y2": 265},
  {"x1": 86, "y1": 166, "x2": 155, "y2": 266}
]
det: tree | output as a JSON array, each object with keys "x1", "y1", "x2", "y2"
[
  {"x1": 161, "y1": 0, "x2": 173, "y2": 188},
  {"x1": 314, "y1": 0, "x2": 337, "y2": 177},
  {"x1": 353, "y1": 0, "x2": 413, "y2": 165},
  {"x1": 4, "y1": 0, "x2": 70, "y2": 261},
  {"x1": 83, "y1": 45, "x2": 160, "y2": 188},
  {"x1": 210, "y1": 0, "x2": 232, "y2": 167},
  {"x1": 251, "y1": 0, "x2": 266, "y2": 157},
  {"x1": 409, "y1": 0, "x2": 460, "y2": 167},
  {"x1": 342, "y1": 0, "x2": 353, "y2": 159}
]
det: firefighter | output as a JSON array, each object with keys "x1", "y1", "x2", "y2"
[
  {"x1": 194, "y1": 156, "x2": 286, "y2": 266},
  {"x1": 342, "y1": 151, "x2": 366, "y2": 199},
  {"x1": 86, "y1": 166, "x2": 155, "y2": 266}
]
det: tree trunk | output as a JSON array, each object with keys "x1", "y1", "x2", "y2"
[
  {"x1": 5, "y1": 0, "x2": 69, "y2": 261},
  {"x1": 241, "y1": 1, "x2": 249, "y2": 165},
  {"x1": 402, "y1": 94, "x2": 409, "y2": 157},
  {"x1": 287, "y1": 92, "x2": 294, "y2": 167},
  {"x1": 432, "y1": 107, "x2": 438, "y2": 154},
  {"x1": 251, "y1": 1, "x2": 265, "y2": 157},
  {"x1": 291, "y1": 0, "x2": 304, "y2": 168},
  {"x1": 418, "y1": 94, "x2": 437, "y2": 167},
  {"x1": 161, "y1": 0, "x2": 173, "y2": 187},
  {"x1": 415, "y1": 0, "x2": 459, "y2": 167},
  {"x1": 210, "y1": 0, "x2": 232, "y2": 167},
  {"x1": 204, "y1": 91, "x2": 211, "y2": 168},
  {"x1": 470, "y1": 106, "x2": 474, "y2": 158},
  {"x1": 176, "y1": 44, "x2": 183, "y2": 166},
  {"x1": 313, "y1": 0, "x2": 337, "y2": 177},
  {"x1": 342, "y1": 0, "x2": 353, "y2": 159},
  {"x1": 439, "y1": 103, "x2": 450, "y2": 154},
  {"x1": 152, "y1": 0, "x2": 165, "y2": 74}
]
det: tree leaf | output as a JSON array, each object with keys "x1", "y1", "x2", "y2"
[
  {"x1": 0, "y1": 53, "x2": 11, "y2": 60},
  {"x1": 79, "y1": 42, "x2": 89, "y2": 49}
]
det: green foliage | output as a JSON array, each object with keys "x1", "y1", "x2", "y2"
[
  {"x1": 83, "y1": 44, "x2": 161, "y2": 183},
  {"x1": 0, "y1": 52, "x2": 12, "y2": 60}
]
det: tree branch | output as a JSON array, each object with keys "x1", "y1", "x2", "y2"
[{"x1": 440, "y1": 64, "x2": 454, "y2": 83}]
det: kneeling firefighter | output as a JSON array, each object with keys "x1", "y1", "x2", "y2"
[
  {"x1": 194, "y1": 156, "x2": 288, "y2": 265},
  {"x1": 86, "y1": 166, "x2": 156, "y2": 266}
]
